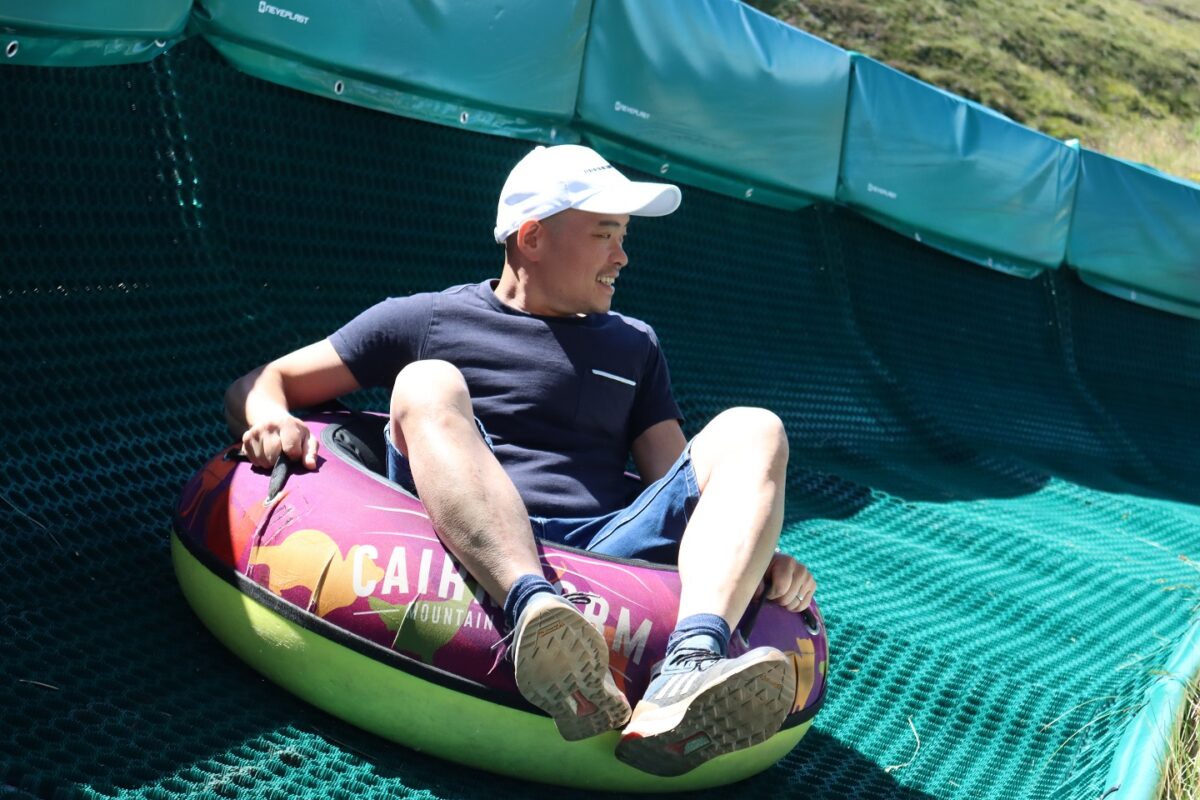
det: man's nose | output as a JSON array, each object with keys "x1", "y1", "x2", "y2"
[{"x1": 612, "y1": 239, "x2": 628, "y2": 267}]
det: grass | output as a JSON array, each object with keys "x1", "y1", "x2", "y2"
[
  {"x1": 1091, "y1": 116, "x2": 1200, "y2": 183},
  {"x1": 746, "y1": 0, "x2": 1200, "y2": 182},
  {"x1": 1161, "y1": 676, "x2": 1200, "y2": 800}
]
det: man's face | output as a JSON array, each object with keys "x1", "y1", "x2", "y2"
[{"x1": 534, "y1": 209, "x2": 630, "y2": 316}]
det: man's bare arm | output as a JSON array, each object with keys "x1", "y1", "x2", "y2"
[
  {"x1": 630, "y1": 418, "x2": 688, "y2": 486},
  {"x1": 224, "y1": 339, "x2": 361, "y2": 468}
]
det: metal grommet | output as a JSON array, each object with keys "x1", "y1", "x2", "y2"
[
  {"x1": 6, "y1": 41, "x2": 18, "y2": 58},
  {"x1": 154, "y1": 39, "x2": 167, "y2": 48},
  {"x1": 459, "y1": 111, "x2": 470, "y2": 125},
  {"x1": 659, "y1": 163, "x2": 669, "y2": 174},
  {"x1": 333, "y1": 80, "x2": 345, "y2": 95}
]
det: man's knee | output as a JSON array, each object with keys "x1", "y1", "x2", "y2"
[
  {"x1": 390, "y1": 360, "x2": 471, "y2": 433},
  {"x1": 700, "y1": 407, "x2": 789, "y2": 471}
]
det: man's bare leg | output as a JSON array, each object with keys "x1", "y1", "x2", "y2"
[
  {"x1": 389, "y1": 359, "x2": 541, "y2": 602},
  {"x1": 617, "y1": 407, "x2": 796, "y2": 776},
  {"x1": 390, "y1": 359, "x2": 630, "y2": 739},
  {"x1": 678, "y1": 406, "x2": 788, "y2": 625}
]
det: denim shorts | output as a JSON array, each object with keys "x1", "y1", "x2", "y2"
[{"x1": 384, "y1": 421, "x2": 699, "y2": 564}]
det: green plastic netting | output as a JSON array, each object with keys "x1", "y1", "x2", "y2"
[{"x1": 2, "y1": 39, "x2": 1198, "y2": 800}]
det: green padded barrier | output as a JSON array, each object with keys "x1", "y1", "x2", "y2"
[
  {"x1": 1067, "y1": 148, "x2": 1200, "y2": 320},
  {"x1": 0, "y1": 1, "x2": 189, "y2": 66},
  {"x1": 1105, "y1": 619, "x2": 1200, "y2": 800},
  {"x1": 577, "y1": 0, "x2": 849, "y2": 209},
  {"x1": 838, "y1": 55, "x2": 1079, "y2": 278},
  {"x1": 3, "y1": 38, "x2": 1199, "y2": 800},
  {"x1": 190, "y1": 0, "x2": 587, "y2": 144}
]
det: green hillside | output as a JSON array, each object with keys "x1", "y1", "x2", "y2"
[{"x1": 746, "y1": 0, "x2": 1200, "y2": 182}]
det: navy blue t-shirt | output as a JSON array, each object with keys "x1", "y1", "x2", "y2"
[{"x1": 329, "y1": 280, "x2": 681, "y2": 518}]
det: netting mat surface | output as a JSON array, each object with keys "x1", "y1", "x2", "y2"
[{"x1": 3, "y1": 40, "x2": 1198, "y2": 799}]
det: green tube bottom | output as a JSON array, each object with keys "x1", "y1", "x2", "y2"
[{"x1": 171, "y1": 533, "x2": 813, "y2": 793}]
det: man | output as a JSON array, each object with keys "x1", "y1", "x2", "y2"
[{"x1": 225, "y1": 144, "x2": 817, "y2": 776}]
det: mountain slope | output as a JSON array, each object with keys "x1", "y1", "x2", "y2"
[{"x1": 746, "y1": 0, "x2": 1200, "y2": 180}]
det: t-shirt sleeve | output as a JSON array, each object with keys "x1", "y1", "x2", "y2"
[
  {"x1": 328, "y1": 294, "x2": 435, "y2": 389},
  {"x1": 628, "y1": 324, "x2": 683, "y2": 441}
]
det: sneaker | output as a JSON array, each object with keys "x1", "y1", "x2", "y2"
[
  {"x1": 512, "y1": 592, "x2": 632, "y2": 741},
  {"x1": 615, "y1": 646, "x2": 797, "y2": 776}
]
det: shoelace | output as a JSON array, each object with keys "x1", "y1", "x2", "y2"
[
  {"x1": 659, "y1": 647, "x2": 725, "y2": 673},
  {"x1": 562, "y1": 590, "x2": 602, "y2": 606}
]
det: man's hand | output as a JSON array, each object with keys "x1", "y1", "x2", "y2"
[
  {"x1": 241, "y1": 416, "x2": 318, "y2": 470},
  {"x1": 762, "y1": 552, "x2": 817, "y2": 613},
  {"x1": 225, "y1": 340, "x2": 361, "y2": 470}
]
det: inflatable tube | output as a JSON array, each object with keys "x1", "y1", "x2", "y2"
[{"x1": 172, "y1": 410, "x2": 828, "y2": 791}]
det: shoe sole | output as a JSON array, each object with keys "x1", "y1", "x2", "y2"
[
  {"x1": 513, "y1": 602, "x2": 631, "y2": 741},
  {"x1": 615, "y1": 654, "x2": 796, "y2": 776}
]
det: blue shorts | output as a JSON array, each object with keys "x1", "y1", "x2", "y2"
[{"x1": 384, "y1": 421, "x2": 699, "y2": 564}]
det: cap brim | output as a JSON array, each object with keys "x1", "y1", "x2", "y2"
[{"x1": 574, "y1": 182, "x2": 681, "y2": 217}]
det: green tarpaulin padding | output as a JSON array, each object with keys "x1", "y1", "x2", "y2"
[
  {"x1": 1104, "y1": 618, "x2": 1200, "y2": 799},
  {"x1": 576, "y1": 0, "x2": 849, "y2": 209},
  {"x1": 1067, "y1": 148, "x2": 1200, "y2": 319},
  {"x1": 0, "y1": 0, "x2": 190, "y2": 65},
  {"x1": 191, "y1": 0, "x2": 589, "y2": 143},
  {"x1": 838, "y1": 54, "x2": 1078, "y2": 278}
]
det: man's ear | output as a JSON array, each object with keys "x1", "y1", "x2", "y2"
[{"x1": 514, "y1": 218, "x2": 545, "y2": 259}]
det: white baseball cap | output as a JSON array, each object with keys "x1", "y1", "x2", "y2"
[{"x1": 494, "y1": 145, "x2": 681, "y2": 244}]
